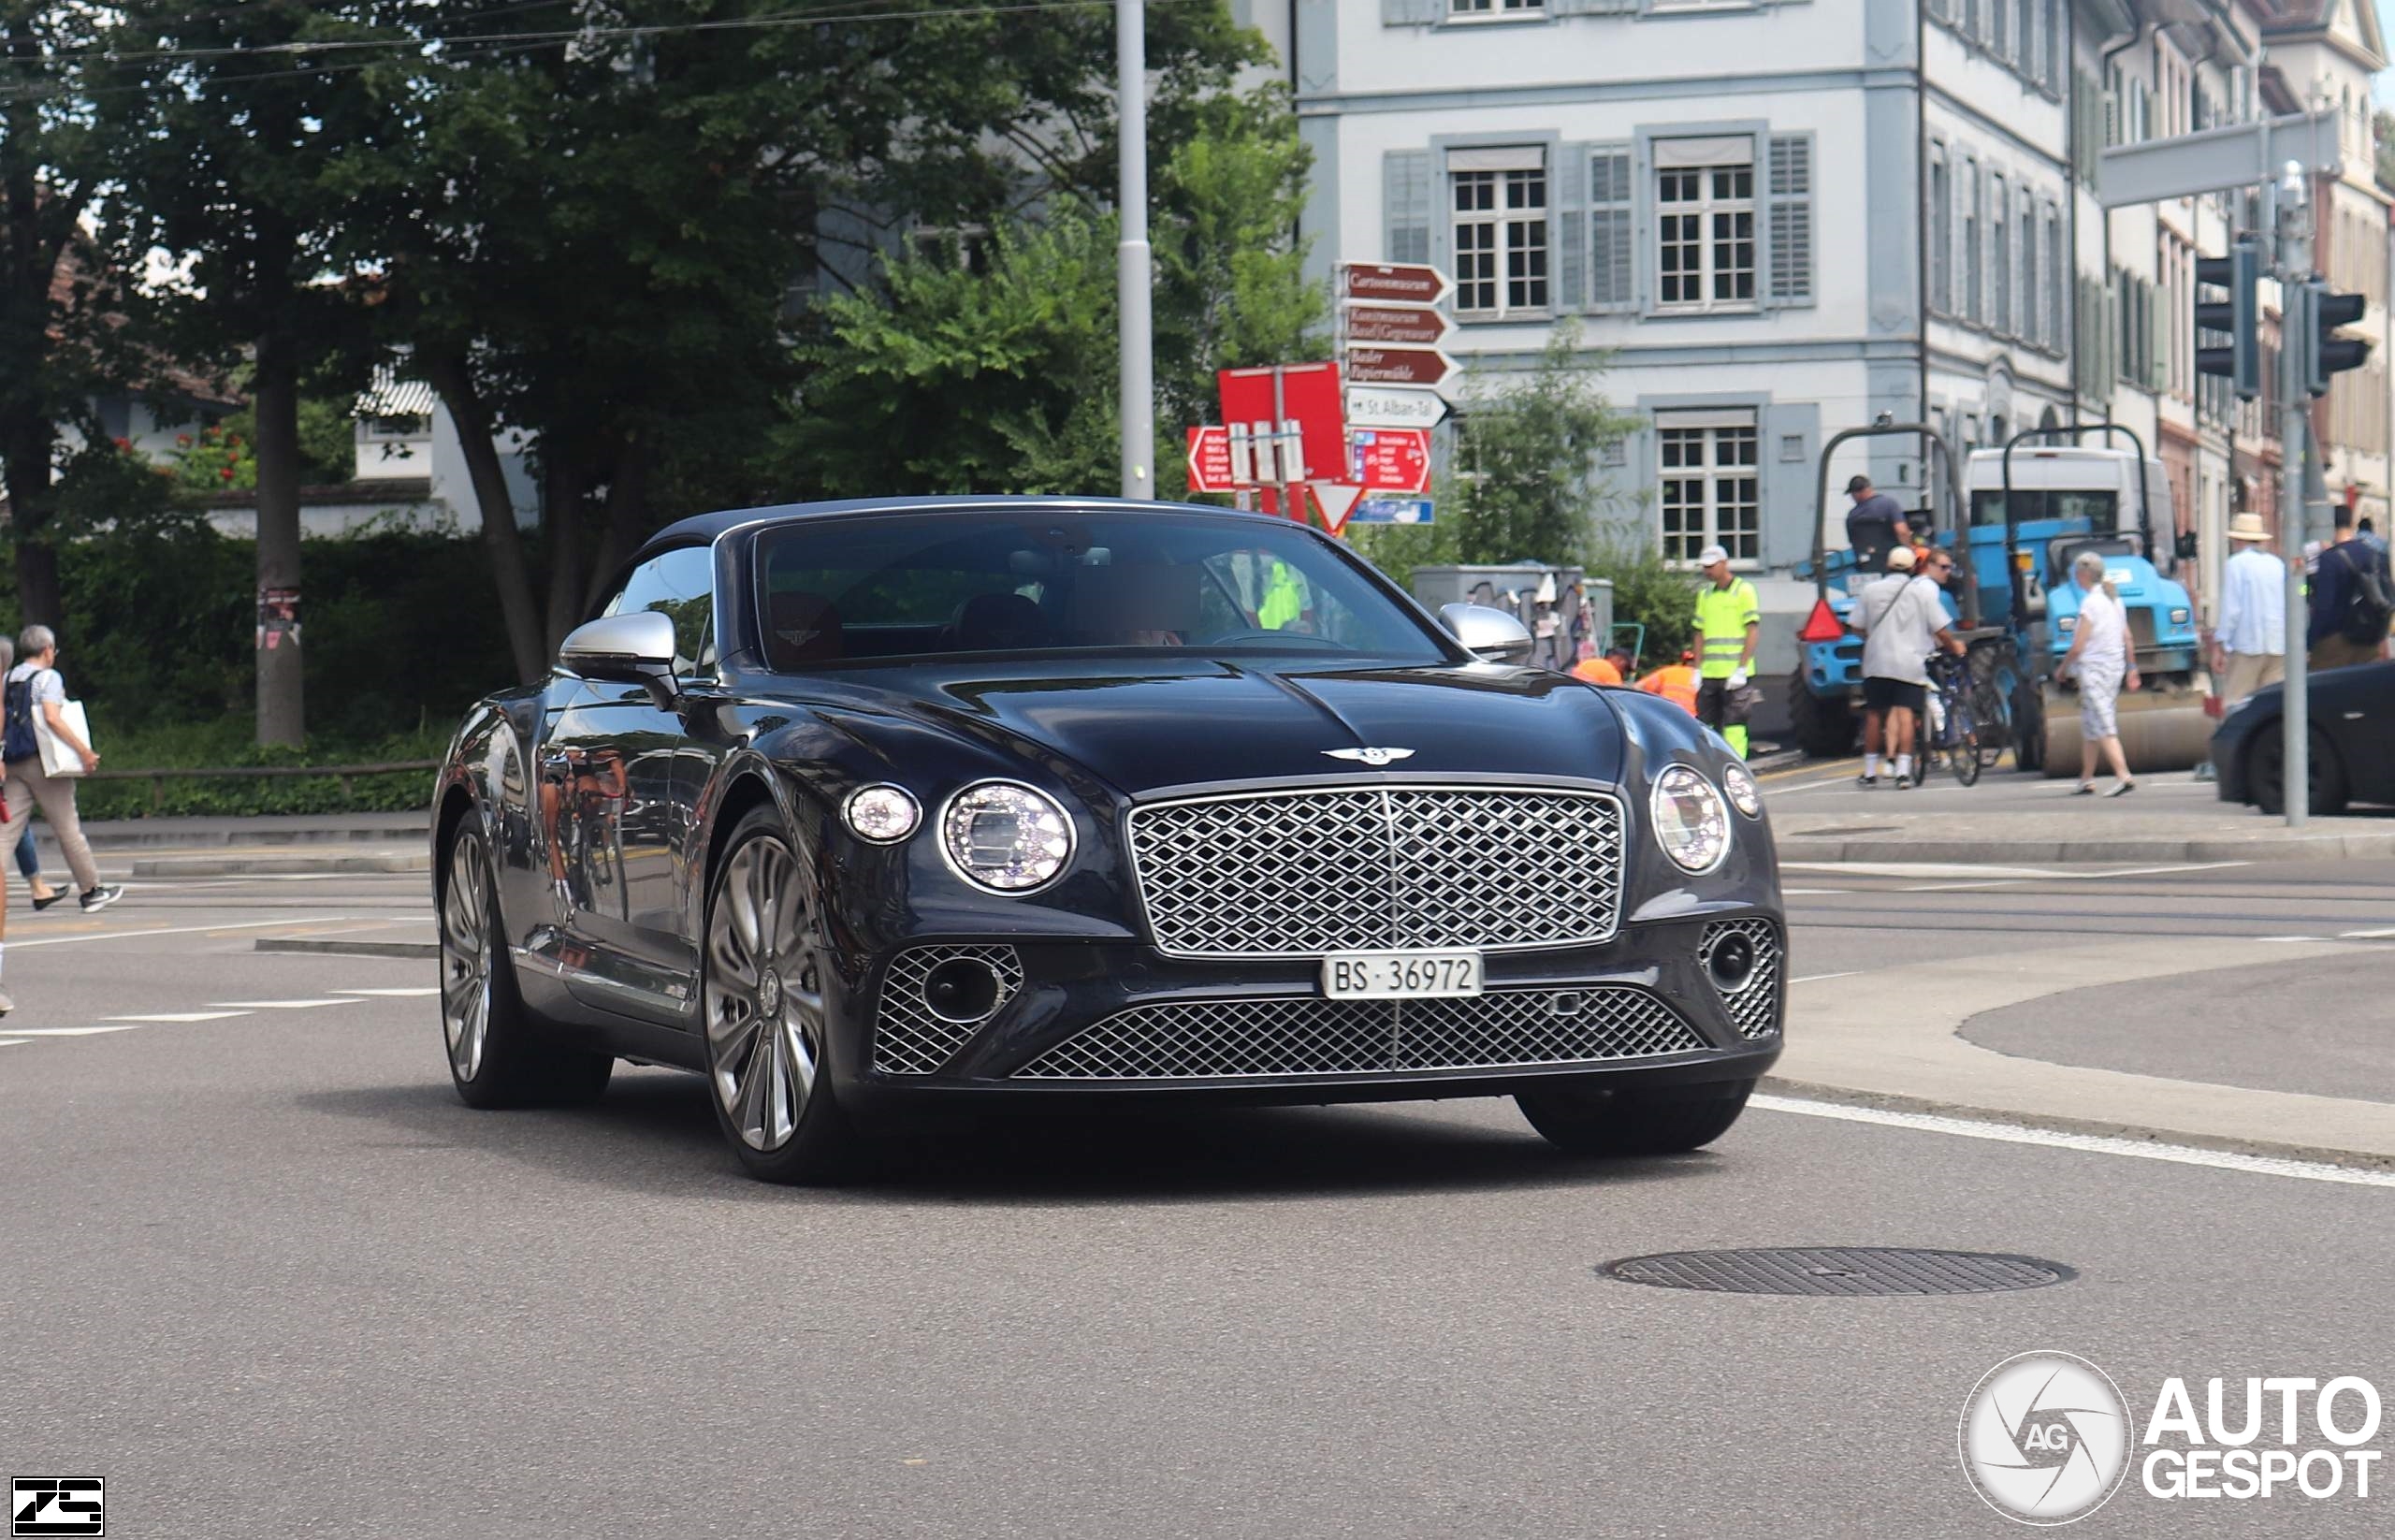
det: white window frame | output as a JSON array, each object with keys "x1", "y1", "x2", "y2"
[
  {"x1": 1450, "y1": 155, "x2": 1551, "y2": 319},
  {"x1": 1655, "y1": 411, "x2": 1762, "y2": 569},
  {"x1": 1654, "y1": 150, "x2": 1757, "y2": 314},
  {"x1": 1447, "y1": 0, "x2": 1545, "y2": 18}
]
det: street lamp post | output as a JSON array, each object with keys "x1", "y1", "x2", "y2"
[
  {"x1": 1116, "y1": 0, "x2": 1154, "y2": 502},
  {"x1": 2276, "y1": 162, "x2": 2309, "y2": 828}
]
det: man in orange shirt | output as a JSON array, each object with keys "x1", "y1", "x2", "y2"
[
  {"x1": 1634, "y1": 649, "x2": 1702, "y2": 717},
  {"x1": 1571, "y1": 647, "x2": 1634, "y2": 687}
]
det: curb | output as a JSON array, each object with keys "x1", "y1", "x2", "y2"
[
  {"x1": 1758, "y1": 1078, "x2": 2395, "y2": 1173},
  {"x1": 254, "y1": 937, "x2": 438, "y2": 960},
  {"x1": 1775, "y1": 832, "x2": 2395, "y2": 864},
  {"x1": 132, "y1": 851, "x2": 429, "y2": 878}
]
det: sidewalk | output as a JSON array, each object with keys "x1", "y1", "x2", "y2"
[{"x1": 1764, "y1": 762, "x2": 2395, "y2": 864}]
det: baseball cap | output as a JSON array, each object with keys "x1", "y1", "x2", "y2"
[
  {"x1": 1886, "y1": 545, "x2": 1917, "y2": 570},
  {"x1": 1696, "y1": 544, "x2": 1730, "y2": 567},
  {"x1": 1846, "y1": 474, "x2": 1873, "y2": 495}
]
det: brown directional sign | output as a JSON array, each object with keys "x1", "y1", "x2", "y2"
[
  {"x1": 1339, "y1": 262, "x2": 1455, "y2": 306},
  {"x1": 1344, "y1": 344, "x2": 1457, "y2": 388},
  {"x1": 1343, "y1": 304, "x2": 1453, "y2": 345}
]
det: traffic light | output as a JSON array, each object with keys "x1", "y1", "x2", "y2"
[
  {"x1": 2195, "y1": 240, "x2": 2261, "y2": 400},
  {"x1": 2305, "y1": 279, "x2": 2372, "y2": 396}
]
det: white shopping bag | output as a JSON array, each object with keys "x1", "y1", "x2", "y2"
[{"x1": 35, "y1": 697, "x2": 91, "y2": 778}]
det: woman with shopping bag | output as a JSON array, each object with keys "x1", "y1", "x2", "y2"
[{"x1": 2, "y1": 625, "x2": 123, "y2": 918}]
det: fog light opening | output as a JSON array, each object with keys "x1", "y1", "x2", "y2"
[
  {"x1": 922, "y1": 958, "x2": 1004, "y2": 1024},
  {"x1": 1706, "y1": 933, "x2": 1757, "y2": 992}
]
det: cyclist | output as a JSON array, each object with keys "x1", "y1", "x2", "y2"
[{"x1": 1851, "y1": 546, "x2": 1963, "y2": 787}]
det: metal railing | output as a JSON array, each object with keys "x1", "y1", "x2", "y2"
[{"x1": 84, "y1": 760, "x2": 439, "y2": 809}]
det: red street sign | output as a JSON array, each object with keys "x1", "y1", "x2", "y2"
[
  {"x1": 1217, "y1": 361, "x2": 1344, "y2": 482},
  {"x1": 1348, "y1": 428, "x2": 1430, "y2": 494},
  {"x1": 1339, "y1": 262, "x2": 1455, "y2": 307},
  {"x1": 1184, "y1": 426, "x2": 1233, "y2": 493},
  {"x1": 1310, "y1": 482, "x2": 1365, "y2": 534},
  {"x1": 1344, "y1": 345, "x2": 1456, "y2": 389},
  {"x1": 1343, "y1": 304, "x2": 1452, "y2": 345}
]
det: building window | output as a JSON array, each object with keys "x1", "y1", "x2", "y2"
[
  {"x1": 1992, "y1": 173, "x2": 2010, "y2": 334},
  {"x1": 908, "y1": 225, "x2": 992, "y2": 275},
  {"x1": 1928, "y1": 148, "x2": 1951, "y2": 313},
  {"x1": 1656, "y1": 140, "x2": 1755, "y2": 311},
  {"x1": 2044, "y1": 0, "x2": 2061, "y2": 86},
  {"x1": 1657, "y1": 414, "x2": 1761, "y2": 566},
  {"x1": 1449, "y1": 0, "x2": 1544, "y2": 13},
  {"x1": 1451, "y1": 154, "x2": 1549, "y2": 317},
  {"x1": 2045, "y1": 206, "x2": 2064, "y2": 350},
  {"x1": 2018, "y1": 191, "x2": 2038, "y2": 346}
]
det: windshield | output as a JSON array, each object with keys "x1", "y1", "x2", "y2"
[
  {"x1": 1968, "y1": 489, "x2": 2120, "y2": 530},
  {"x1": 751, "y1": 509, "x2": 1449, "y2": 669}
]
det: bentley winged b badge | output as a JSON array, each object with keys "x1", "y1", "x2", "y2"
[{"x1": 1323, "y1": 747, "x2": 1416, "y2": 767}]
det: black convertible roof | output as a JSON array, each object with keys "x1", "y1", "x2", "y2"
[{"x1": 635, "y1": 495, "x2": 1282, "y2": 563}]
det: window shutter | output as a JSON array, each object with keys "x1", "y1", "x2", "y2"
[
  {"x1": 1384, "y1": 150, "x2": 1432, "y2": 266},
  {"x1": 2150, "y1": 281, "x2": 2169, "y2": 393},
  {"x1": 1766, "y1": 133, "x2": 1815, "y2": 307},
  {"x1": 1553, "y1": 0, "x2": 1637, "y2": 14},
  {"x1": 1557, "y1": 145, "x2": 1587, "y2": 312},
  {"x1": 1382, "y1": 0, "x2": 1446, "y2": 25},
  {"x1": 1588, "y1": 146, "x2": 1634, "y2": 312}
]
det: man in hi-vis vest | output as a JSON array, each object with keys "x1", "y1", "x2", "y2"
[{"x1": 1691, "y1": 544, "x2": 1761, "y2": 757}]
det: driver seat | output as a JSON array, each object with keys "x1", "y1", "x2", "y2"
[{"x1": 948, "y1": 592, "x2": 1049, "y2": 651}]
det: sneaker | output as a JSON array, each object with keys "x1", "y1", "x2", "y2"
[
  {"x1": 1856, "y1": 775, "x2": 1878, "y2": 789},
  {"x1": 2107, "y1": 780, "x2": 2137, "y2": 798},
  {"x1": 0, "y1": 987, "x2": 14, "y2": 1016},
  {"x1": 79, "y1": 884, "x2": 123, "y2": 913},
  {"x1": 1894, "y1": 777, "x2": 1915, "y2": 790}
]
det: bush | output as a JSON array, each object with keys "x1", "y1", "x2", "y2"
[
  {"x1": 71, "y1": 719, "x2": 447, "y2": 821},
  {"x1": 1586, "y1": 536, "x2": 1695, "y2": 672}
]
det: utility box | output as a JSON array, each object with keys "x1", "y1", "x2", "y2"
[{"x1": 1409, "y1": 563, "x2": 1610, "y2": 671}]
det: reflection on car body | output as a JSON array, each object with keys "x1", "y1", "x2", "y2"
[{"x1": 431, "y1": 498, "x2": 1785, "y2": 1183}]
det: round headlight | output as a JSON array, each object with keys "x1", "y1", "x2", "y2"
[
  {"x1": 844, "y1": 784, "x2": 921, "y2": 844},
  {"x1": 941, "y1": 781, "x2": 1074, "y2": 893},
  {"x1": 1720, "y1": 761, "x2": 1763, "y2": 819},
  {"x1": 1651, "y1": 764, "x2": 1732, "y2": 873}
]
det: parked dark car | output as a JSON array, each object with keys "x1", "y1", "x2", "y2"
[
  {"x1": 432, "y1": 498, "x2": 1784, "y2": 1183},
  {"x1": 2212, "y1": 659, "x2": 2395, "y2": 815}
]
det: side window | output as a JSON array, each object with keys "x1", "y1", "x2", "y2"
[{"x1": 600, "y1": 545, "x2": 716, "y2": 676}]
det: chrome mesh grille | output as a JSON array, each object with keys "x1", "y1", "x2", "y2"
[
  {"x1": 1127, "y1": 785, "x2": 1626, "y2": 958},
  {"x1": 1011, "y1": 984, "x2": 1703, "y2": 1081},
  {"x1": 1699, "y1": 920, "x2": 1782, "y2": 1041},
  {"x1": 871, "y1": 946, "x2": 1024, "y2": 1075}
]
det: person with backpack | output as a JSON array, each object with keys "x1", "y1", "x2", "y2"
[
  {"x1": 2, "y1": 625, "x2": 122, "y2": 919},
  {"x1": 2307, "y1": 512, "x2": 2395, "y2": 672}
]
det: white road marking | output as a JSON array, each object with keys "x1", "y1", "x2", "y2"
[
  {"x1": 101, "y1": 1011, "x2": 250, "y2": 1024},
  {"x1": 1791, "y1": 971, "x2": 1860, "y2": 984},
  {"x1": 9, "y1": 917, "x2": 374, "y2": 949},
  {"x1": 2341, "y1": 927, "x2": 2395, "y2": 939},
  {"x1": 1780, "y1": 888, "x2": 1851, "y2": 895},
  {"x1": 1783, "y1": 861, "x2": 2069, "y2": 878},
  {"x1": 1752, "y1": 1094, "x2": 2395, "y2": 1190},
  {"x1": 1902, "y1": 862, "x2": 2255, "y2": 893},
  {"x1": 333, "y1": 987, "x2": 441, "y2": 998},
  {"x1": 2, "y1": 1025, "x2": 144, "y2": 1037},
  {"x1": 205, "y1": 998, "x2": 362, "y2": 1010},
  {"x1": 2257, "y1": 936, "x2": 2337, "y2": 943},
  {"x1": 0, "y1": 1039, "x2": 25, "y2": 1047}
]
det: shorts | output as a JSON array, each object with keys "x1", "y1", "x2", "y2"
[
  {"x1": 2076, "y1": 660, "x2": 2124, "y2": 740},
  {"x1": 1695, "y1": 676, "x2": 1755, "y2": 730},
  {"x1": 1862, "y1": 676, "x2": 1926, "y2": 713}
]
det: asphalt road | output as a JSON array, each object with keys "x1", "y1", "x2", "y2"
[{"x1": 3, "y1": 864, "x2": 2391, "y2": 1539}]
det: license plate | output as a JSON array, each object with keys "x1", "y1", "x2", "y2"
[{"x1": 1320, "y1": 950, "x2": 1484, "y2": 1000}]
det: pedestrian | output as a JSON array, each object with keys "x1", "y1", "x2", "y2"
[
  {"x1": 2211, "y1": 513, "x2": 2286, "y2": 709},
  {"x1": 2, "y1": 625, "x2": 123, "y2": 916},
  {"x1": 1634, "y1": 649, "x2": 1702, "y2": 717},
  {"x1": 1691, "y1": 545, "x2": 1761, "y2": 756},
  {"x1": 2306, "y1": 511, "x2": 2394, "y2": 672},
  {"x1": 1844, "y1": 474, "x2": 1912, "y2": 573},
  {"x1": 1571, "y1": 646, "x2": 1634, "y2": 687},
  {"x1": 2055, "y1": 550, "x2": 2140, "y2": 796},
  {"x1": 0, "y1": 635, "x2": 61, "y2": 909},
  {"x1": 1850, "y1": 545, "x2": 1964, "y2": 787},
  {"x1": 2359, "y1": 516, "x2": 2388, "y2": 558}
]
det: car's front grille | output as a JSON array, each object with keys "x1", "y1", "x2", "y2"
[
  {"x1": 1010, "y1": 984, "x2": 1703, "y2": 1081},
  {"x1": 1126, "y1": 785, "x2": 1626, "y2": 959},
  {"x1": 1699, "y1": 919, "x2": 1782, "y2": 1041}
]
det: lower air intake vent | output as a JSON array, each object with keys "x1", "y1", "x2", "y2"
[
  {"x1": 1698, "y1": 919, "x2": 1781, "y2": 1041},
  {"x1": 873, "y1": 946, "x2": 1023, "y2": 1075}
]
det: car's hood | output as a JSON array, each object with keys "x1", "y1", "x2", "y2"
[{"x1": 804, "y1": 656, "x2": 1628, "y2": 798}]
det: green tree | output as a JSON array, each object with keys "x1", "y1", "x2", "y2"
[{"x1": 1444, "y1": 325, "x2": 1640, "y2": 566}]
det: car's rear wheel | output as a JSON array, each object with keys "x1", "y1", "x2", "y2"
[
  {"x1": 2247, "y1": 726, "x2": 2350, "y2": 816},
  {"x1": 701, "y1": 807, "x2": 863, "y2": 1184},
  {"x1": 441, "y1": 817, "x2": 614, "y2": 1108},
  {"x1": 1517, "y1": 1078, "x2": 1755, "y2": 1156}
]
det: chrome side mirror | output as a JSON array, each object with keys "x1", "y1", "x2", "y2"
[
  {"x1": 1439, "y1": 603, "x2": 1534, "y2": 665},
  {"x1": 560, "y1": 610, "x2": 679, "y2": 707}
]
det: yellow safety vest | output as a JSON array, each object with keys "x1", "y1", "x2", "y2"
[
  {"x1": 1692, "y1": 578, "x2": 1760, "y2": 679},
  {"x1": 1258, "y1": 561, "x2": 1305, "y2": 630}
]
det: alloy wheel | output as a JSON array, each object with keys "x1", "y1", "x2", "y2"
[
  {"x1": 704, "y1": 834, "x2": 826, "y2": 1151},
  {"x1": 441, "y1": 831, "x2": 494, "y2": 1081}
]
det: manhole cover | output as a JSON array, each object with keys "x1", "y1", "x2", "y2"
[
  {"x1": 1604, "y1": 1246, "x2": 2073, "y2": 1297},
  {"x1": 1792, "y1": 824, "x2": 1900, "y2": 837}
]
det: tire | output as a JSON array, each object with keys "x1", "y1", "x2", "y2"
[
  {"x1": 1517, "y1": 1078, "x2": 1755, "y2": 1156},
  {"x1": 1787, "y1": 670, "x2": 1855, "y2": 759},
  {"x1": 699, "y1": 806, "x2": 865, "y2": 1184},
  {"x1": 2012, "y1": 678, "x2": 2045, "y2": 773},
  {"x1": 2246, "y1": 727, "x2": 2351, "y2": 817},
  {"x1": 440, "y1": 817, "x2": 615, "y2": 1109},
  {"x1": 1949, "y1": 690, "x2": 1982, "y2": 787}
]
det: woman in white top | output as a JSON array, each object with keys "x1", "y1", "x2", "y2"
[{"x1": 2054, "y1": 549, "x2": 2141, "y2": 795}]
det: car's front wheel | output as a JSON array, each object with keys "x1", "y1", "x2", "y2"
[
  {"x1": 1517, "y1": 1078, "x2": 1754, "y2": 1156},
  {"x1": 701, "y1": 807, "x2": 862, "y2": 1184},
  {"x1": 440, "y1": 817, "x2": 614, "y2": 1109}
]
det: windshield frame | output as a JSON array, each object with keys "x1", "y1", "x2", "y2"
[{"x1": 737, "y1": 504, "x2": 1466, "y2": 673}]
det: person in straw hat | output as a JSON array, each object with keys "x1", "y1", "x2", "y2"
[{"x1": 2212, "y1": 512, "x2": 2286, "y2": 712}]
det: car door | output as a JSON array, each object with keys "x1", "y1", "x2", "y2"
[{"x1": 546, "y1": 544, "x2": 718, "y2": 1024}]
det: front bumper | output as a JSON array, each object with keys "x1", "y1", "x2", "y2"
[{"x1": 843, "y1": 913, "x2": 1783, "y2": 1107}]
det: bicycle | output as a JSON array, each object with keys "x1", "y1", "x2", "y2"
[{"x1": 1916, "y1": 649, "x2": 1983, "y2": 787}]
